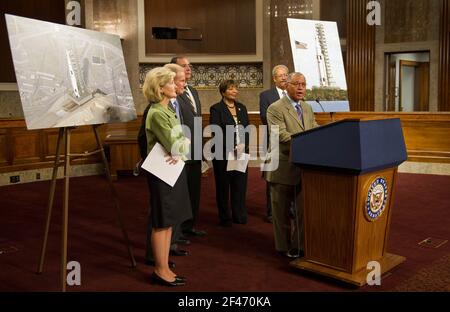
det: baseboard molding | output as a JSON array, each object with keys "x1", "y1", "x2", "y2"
[
  {"x1": 398, "y1": 161, "x2": 450, "y2": 176},
  {"x1": 0, "y1": 163, "x2": 105, "y2": 186}
]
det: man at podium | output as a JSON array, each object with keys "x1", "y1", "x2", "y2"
[{"x1": 264, "y1": 72, "x2": 319, "y2": 258}]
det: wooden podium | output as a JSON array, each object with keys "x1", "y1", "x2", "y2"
[{"x1": 290, "y1": 118, "x2": 407, "y2": 286}]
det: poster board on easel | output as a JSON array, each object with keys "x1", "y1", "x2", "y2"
[
  {"x1": 5, "y1": 14, "x2": 137, "y2": 291},
  {"x1": 287, "y1": 18, "x2": 349, "y2": 113},
  {"x1": 5, "y1": 14, "x2": 136, "y2": 130}
]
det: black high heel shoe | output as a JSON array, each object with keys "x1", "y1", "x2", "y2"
[{"x1": 151, "y1": 272, "x2": 186, "y2": 286}]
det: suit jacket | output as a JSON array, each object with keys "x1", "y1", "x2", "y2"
[
  {"x1": 209, "y1": 100, "x2": 250, "y2": 159},
  {"x1": 259, "y1": 87, "x2": 280, "y2": 125},
  {"x1": 178, "y1": 86, "x2": 202, "y2": 163},
  {"x1": 145, "y1": 103, "x2": 190, "y2": 159},
  {"x1": 180, "y1": 85, "x2": 202, "y2": 117},
  {"x1": 138, "y1": 103, "x2": 152, "y2": 159},
  {"x1": 264, "y1": 96, "x2": 319, "y2": 185},
  {"x1": 138, "y1": 99, "x2": 187, "y2": 159}
]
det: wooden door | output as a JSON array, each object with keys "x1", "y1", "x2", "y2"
[
  {"x1": 386, "y1": 62, "x2": 396, "y2": 111},
  {"x1": 399, "y1": 60, "x2": 430, "y2": 112},
  {"x1": 414, "y1": 62, "x2": 430, "y2": 111}
]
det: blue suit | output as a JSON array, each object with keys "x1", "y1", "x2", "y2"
[{"x1": 259, "y1": 87, "x2": 280, "y2": 125}]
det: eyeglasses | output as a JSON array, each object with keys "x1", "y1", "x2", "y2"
[
  {"x1": 289, "y1": 81, "x2": 306, "y2": 87},
  {"x1": 275, "y1": 73, "x2": 288, "y2": 78}
]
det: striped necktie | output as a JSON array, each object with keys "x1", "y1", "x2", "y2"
[
  {"x1": 295, "y1": 104, "x2": 304, "y2": 128},
  {"x1": 184, "y1": 87, "x2": 197, "y2": 113}
]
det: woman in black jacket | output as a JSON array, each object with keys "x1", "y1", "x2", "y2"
[{"x1": 209, "y1": 80, "x2": 250, "y2": 227}]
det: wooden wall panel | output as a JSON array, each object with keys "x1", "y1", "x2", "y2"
[
  {"x1": 41, "y1": 127, "x2": 107, "y2": 163},
  {"x1": 41, "y1": 129, "x2": 61, "y2": 162},
  {"x1": 384, "y1": 0, "x2": 429, "y2": 43},
  {"x1": 0, "y1": 129, "x2": 9, "y2": 166},
  {"x1": 0, "y1": 0, "x2": 66, "y2": 82},
  {"x1": 321, "y1": 0, "x2": 347, "y2": 39},
  {"x1": 10, "y1": 129, "x2": 41, "y2": 164},
  {"x1": 269, "y1": 0, "x2": 314, "y2": 79},
  {"x1": 70, "y1": 129, "x2": 98, "y2": 154},
  {"x1": 1, "y1": 112, "x2": 450, "y2": 174},
  {"x1": 439, "y1": 0, "x2": 450, "y2": 111},
  {"x1": 346, "y1": 0, "x2": 375, "y2": 111},
  {"x1": 0, "y1": 120, "x2": 108, "y2": 173},
  {"x1": 144, "y1": 0, "x2": 256, "y2": 55}
]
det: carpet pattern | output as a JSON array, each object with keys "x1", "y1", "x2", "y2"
[
  {"x1": 0, "y1": 169, "x2": 449, "y2": 291},
  {"x1": 394, "y1": 254, "x2": 450, "y2": 291}
]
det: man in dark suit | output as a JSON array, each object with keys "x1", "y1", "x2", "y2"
[
  {"x1": 259, "y1": 65, "x2": 289, "y2": 223},
  {"x1": 171, "y1": 56, "x2": 207, "y2": 237},
  {"x1": 264, "y1": 72, "x2": 319, "y2": 258}
]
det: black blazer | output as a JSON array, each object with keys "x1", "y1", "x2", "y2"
[
  {"x1": 259, "y1": 87, "x2": 280, "y2": 125},
  {"x1": 178, "y1": 88, "x2": 202, "y2": 162},
  {"x1": 209, "y1": 100, "x2": 250, "y2": 159},
  {"x1": 179, "y1": 85, "x2": 202, "y2": 117},
  {"x1": 138, "y1": 103, "x2": 152, "y2": 159}
]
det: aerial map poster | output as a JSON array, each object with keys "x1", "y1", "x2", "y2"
[
  {"x1": 5, "y1": 14, "x2": 136, "y2": 130},
  {"x1": 287, "y1": 18, "x2": 349, "y2": 112}
]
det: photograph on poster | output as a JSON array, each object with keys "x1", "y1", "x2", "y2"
[
  {"x1": 5, "y1": 14, "x2": 136, "y2": 130},
  {"x1": 287, "y1": 18, "x2": 349, "y2": 112}
]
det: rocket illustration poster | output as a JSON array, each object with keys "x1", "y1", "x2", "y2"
[
  {"x1": 287, "y1": 18, "x2": 349, "y2": 112},
  {"x1": 5, "y1": 14, "x2": 136, "y2": 130}
]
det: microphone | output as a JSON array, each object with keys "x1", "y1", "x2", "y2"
[{"x1": 315, "y1": 98, "x2": 325, "y2": 112}]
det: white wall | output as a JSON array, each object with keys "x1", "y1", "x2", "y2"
[{"x1": 401, "y1": 65, "x2": 415, "y2": 111}]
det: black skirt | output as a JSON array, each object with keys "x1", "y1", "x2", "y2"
[{"x1": 147, "y1": 167, "x2": 192, "y2": 229}]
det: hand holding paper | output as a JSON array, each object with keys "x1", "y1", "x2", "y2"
[
  {"x1": 166, "y1": 155, "x2": 181, "y2": 165},
  {"x1": 141, "y1": 143, "x2": 185, "y2": 187},
  {"x1": 226, "y1": 151, "x2": 250, "y2": 173},
  {"x1": 234, "y1": 144, "x2": 245, "y2": 158}
]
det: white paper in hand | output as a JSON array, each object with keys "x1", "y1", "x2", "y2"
[
  {"x1": 141, "y1": 143, "x2": 185, "y2": 187},
  {"x1": 226, "y1": 152, "x2": 250, "y2": 173}
]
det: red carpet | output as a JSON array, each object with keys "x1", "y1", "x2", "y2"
[{"x1": 0, "y1": 169, "x2": 449, "y2": 291}]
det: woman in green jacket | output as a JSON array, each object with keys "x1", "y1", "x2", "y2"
[{"x1": 142, "y1": 67, "x2": 191, "y2": 286}]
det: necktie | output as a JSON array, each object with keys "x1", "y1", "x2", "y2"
[
  {"x1": 295, "y1": 104, "x2": 304, "y2": 128},
  {"x1": 184, "y1": 87, "x2": 197, "y2": 113},
  {"x1": 282, "y1": 91, "x2": 287, "y2": 97},
  {"x1": 172, "y1": 99, "x2": 183, "y2": 123}
]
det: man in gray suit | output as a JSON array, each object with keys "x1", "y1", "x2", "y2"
[
  {"x1": 259, "y1": 65, "x2": 289, "y2": 223},
  {"x1": 264, "y1": 72, "x2": 319, "y2": 258}
]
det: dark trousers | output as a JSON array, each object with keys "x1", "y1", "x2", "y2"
[
  {"x1": 212, "y1": 159, "x2": 248, "y2": 224},
  {"x1": 266, "y1": 182, "x2": 272, "y2": 217},
  {"x1": 181, "y1": 161, "x2": 202, "y2": 233}
]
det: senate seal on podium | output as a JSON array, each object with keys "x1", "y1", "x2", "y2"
[{"x1": 365, "y1": 177, "x2": 388, "y2": 221}]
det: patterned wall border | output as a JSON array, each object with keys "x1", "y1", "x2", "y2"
[{"x1": 139, "y1": 63, "x2": 263, "y2": 90}]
